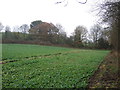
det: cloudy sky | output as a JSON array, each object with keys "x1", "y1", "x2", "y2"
[{"x1": 0, "y1": 0, "x2": 101, "y2": 36}]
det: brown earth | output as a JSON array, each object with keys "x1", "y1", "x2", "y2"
[{"x1": 88, "y1": 51, "x2": 120, "y2": 89}]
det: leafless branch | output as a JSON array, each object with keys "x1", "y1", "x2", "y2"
[
  {"x1": 76, "y1": 0, "x2": 87, "y2": 4},
  {"x1": 55, "y1": 0, "x2": 87, "y2": 7},
  {"x1": 64, "y1": 1, "x2": 68, "y2": 7},
  {"x1": 55, "y1": 0, "x2": 66, "y2": 4}
]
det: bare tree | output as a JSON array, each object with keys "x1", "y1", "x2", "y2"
[
  {"x1": 73, "y1": 25, "x2": 88, "y2": 47},
  {"x1": 55, "y1": 0, "x2": 87, "y2": 6},
  {"x1": 13, "y1": 25, "x2": 20, "y2": 32},
  {"x1": 74, "y1": 25, "x2": 88, "y2": 42},
  {"x1": 90, "y1": 24, "x2": 102, "y2": 46},
  {"x1": 4, "y1": 26, "x2": 11, "y2": 39},
  {"x1": 56, "y1": 23, "x2": 66, "y2": 36},
  {"x1": 5, "y1": 26, "x2": 11, "y2": 32},
  {"x1": 0, "y1": 22, "x2": 4, "y2": 32},
  {"x1": 55, "y1": 23, "x2": 67, "y2": 44},
  {"x1": 98, "y1": 0, "x2": 120, "y2": 52},
  {"x1": 20, "y1": 24, "x2": 29, "y2": 34}
]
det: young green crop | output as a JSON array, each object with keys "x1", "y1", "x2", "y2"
[
  {"x1": 2, "y1": 44, "x2": 74, "y2": 60},
  {"x1": 2, "y1": 44, "x2": 109, "y2": 88}
]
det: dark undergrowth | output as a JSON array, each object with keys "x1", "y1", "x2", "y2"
[{"x1": 88, "y1": 51, "x2": 120, "y2": 89}]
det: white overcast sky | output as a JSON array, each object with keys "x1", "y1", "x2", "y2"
[{"x1": 0, "y1": 0, "x2": 102, "y2": 36}]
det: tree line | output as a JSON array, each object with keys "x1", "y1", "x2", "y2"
[
  {"x1": 55, "y1": 0, "x2": 120, "y2": 53},
  {"x1": 0, "y1": 20, "x2": 112, "y2": 49},
  {"x1": 0, "y1": 0, "x2": 119, "y2": 51}
]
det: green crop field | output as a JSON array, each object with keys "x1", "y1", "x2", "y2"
[{"x1": 2, "y1": 44, "x2": 109, "y2": 88}]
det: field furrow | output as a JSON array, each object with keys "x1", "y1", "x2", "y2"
[{"x1": 1, "y1": 50, "x2": 81, "y2": 64}]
